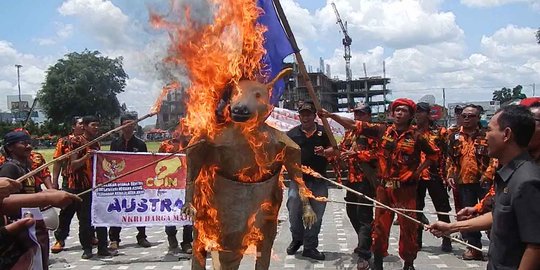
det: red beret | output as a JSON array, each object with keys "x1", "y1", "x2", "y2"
[
  {"x1": 390, "y1": 98, "x2": 416, "y2": 113},
  {"x1": 520, "y1": 97, "x2": 540, "y2": 107}
]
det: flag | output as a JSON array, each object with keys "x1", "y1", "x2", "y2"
[{"x1": 257, "y1": 0, "x2": 295, "y2": 105}]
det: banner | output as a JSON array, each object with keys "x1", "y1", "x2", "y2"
[{"x1": 91, "y1": 151, "x2": 191, "y2": 227}]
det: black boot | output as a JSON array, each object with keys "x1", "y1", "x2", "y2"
[
  {"x1": 373, "y1": 254, "x2": 383, "y2": 270},
  {"x1": 403, "y1": 261, "x2": 415, "y2": 270},
  {"x1": 417, "y1": 226, "x2": 423, "y2": 250},
  {"x1": 441, "y1": 237, "x2": 452, "y2": 252}
]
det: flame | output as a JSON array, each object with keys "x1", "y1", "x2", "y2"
[
  {"x1": 192, "y1": 165, "x2": 221, "y2": 261},
  {"x1": 151, "y1": 0, "x2": 267, "y2": 140},
  {"x1": 298, "y1": 166, "x2": 329, "y2": 202},
  {"x1": 150, "y1": 81, "x2": 181, "y2": 114},
  {"x1": 151, "y1": 0, "x2": 300, "y2": 266}
]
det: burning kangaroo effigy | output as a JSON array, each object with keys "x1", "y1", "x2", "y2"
[
  {"x1": 183, "y1": 71, "x2": 317, "y2": 270},
  {"x1": 150, "y1": 0, "x2": 318, "y2": 269}
]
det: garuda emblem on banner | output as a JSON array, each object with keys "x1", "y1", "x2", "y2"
[{"x1": 102, "y1": 158, "x2": 126, "y2": 180}]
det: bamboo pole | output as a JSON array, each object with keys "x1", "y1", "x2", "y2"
[
  {"x1": 16, "y1": 112, "x2": 157, "y2": 184},
  {"x1": 273, "y1": 0, "x2": 337, "y2": 148},
  {"x1": 301, "y1": 166, "x2": 483, "y2": 252},
  {"x1": 326, "y1": 199, "x2": 457, "y2": 217}
]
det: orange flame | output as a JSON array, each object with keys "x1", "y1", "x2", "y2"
[
  {"x1": 298, "y1": 166, "x2": 328, "y2": 202},
  {"x1": 191, "y1": 165, "x2": 221, "y2": 258},
  {"x1": 151, "y1": 0, "x2": 267, "y2": 140},
  {"x1": 150, "y1": 81, "x2": 181, "y2": 114},
  {"x1": 151, "y1": 0, "x2": 291, "y2": 265}
]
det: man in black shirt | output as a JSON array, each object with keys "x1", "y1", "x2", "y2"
[
  {"x1": 428, "y1": 105, "x2": 540, "y2": 269},
  {"x1": 286, "y1": 101, "x2": 332, "y2": 261},
  {"x1": 108, "y1": 114, "x2": 151, "y2": 249}
]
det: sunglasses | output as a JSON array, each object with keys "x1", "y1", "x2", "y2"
[{"x1": 461, "y1": 114, "x2": 478, "y2": 119}]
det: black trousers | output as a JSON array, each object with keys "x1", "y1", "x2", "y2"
[
  {"x1": 165, "y1": 225, "x2": 194, "y2": 244},
  {"x1": 54, "y1": 191, "x2": 107, "y2": 250},
  {"x1": 416, "y1": 177, "x2": 452, "y2": 246},
  {"x1": 458, "y1": 183, "x2": 485, "y2": 248},
  {"x1": 416, "y1": 178, "x2": 452, "y2": 223},
  {"x1": 109, "y1": 226, "x2": 147, "y2": 242},
  {"x1": 344, "y1": 180, "x2": 374, "y2": 260}
]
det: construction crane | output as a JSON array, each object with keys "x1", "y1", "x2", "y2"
[{"x1": 331, "y1": 2, "x2": 353, "y2": 107}]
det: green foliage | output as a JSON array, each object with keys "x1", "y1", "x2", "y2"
[
  {"x1": 492, "y1": 85, "x2": 527, "y2": 104},
  {"x1": 37, "y1": 50, "x2": 128, "y2": 134},
  {"x1": 0, "y1": 122, "x2": 19, "y2": 139}
]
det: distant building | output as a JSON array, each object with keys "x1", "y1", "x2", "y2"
[
  {"x1": 281, "y1": 63, "x2": 391, "y2": 113},
  {"x1": 155, "y1": 88, "x2": 186, "y2": 130},
  {"x1": 6, "y1": 95, "x2": 47, "y2": 124},
  {"x1": 0, "y1": 111, "x2": 13, "y2": 123}
]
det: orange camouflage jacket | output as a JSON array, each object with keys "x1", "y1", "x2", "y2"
[
  {"x1": 339, "y1": 130, "x2": 379, "y2": 183},
  {"x1": 446, "y1": 127, "x2": 493, "y2": 185},
  {"x1": 354, "y1": 121, "x2": 439, "y2": 183},
  {"x1": 64, "y1": 135, "x2": 100, "y2": 190},
  {"x1": 418, "y1": 125, "x2": 448, "y2": 181}
]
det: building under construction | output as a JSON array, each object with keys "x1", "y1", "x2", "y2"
[{"x1": 281, "y1": 63, "x2": 391, "y2": 113}]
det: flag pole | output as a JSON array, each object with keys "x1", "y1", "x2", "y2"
[{"x1": 272, "y1": 0, "x2": 338, "y2": 148}]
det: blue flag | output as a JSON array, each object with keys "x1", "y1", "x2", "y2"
[{"x1": 257, "y1": 0, "x2": 294, "y2": 105}]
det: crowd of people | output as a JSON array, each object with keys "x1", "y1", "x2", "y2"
[
  {"x1": 288, "y1": 98, "x2": 540, "y2": 270},
  {"x1": 0, "y1": 96, "x2": 538, "y2": 270}
]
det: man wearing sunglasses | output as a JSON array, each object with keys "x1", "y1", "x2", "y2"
[{"x1": 446, "y1": 104, "x2": 493, "y2": 260}]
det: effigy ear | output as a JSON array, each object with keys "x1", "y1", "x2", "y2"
[{"x1": 266, "y1": 67, "x2": 293, "y2": 89}]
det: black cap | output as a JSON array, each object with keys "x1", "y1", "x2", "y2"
[
  {"x1": 454, "y1": 105, "x2": 463, "y2": 114},
  {"x1": 3, "y1": 131, "x2": 31, "y2": 146},
  {"x1": 416, "y1": 102, "x2": 431, "y2": 113},
  {"x1": 298, "y1": 101, "x2": 316, "y2": 113},
  {"x1": 352, "y1": 102, "x2": 371, "y2": 114}
]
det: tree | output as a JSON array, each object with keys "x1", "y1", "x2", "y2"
[
  {"x1": 37, "y1": 50, "x2": 128, "y2": 134},
  {"x1": 492, "y1": 85, "x2": 527, "y2": 104},
  {"x1": 537, "y1": 28, "x2": 540, "y2": 44}
]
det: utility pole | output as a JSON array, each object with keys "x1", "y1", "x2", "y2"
[
  {"x1": 442, "y1": 88, "x2": 447, "y2": 126},
  {"x1": 533, "y1": 83, "x2": 536, "y2": 96},
  {"x1": 363, "y1": 63, "x2": 368, "y2": 103},
  {"x1": 383, "y1": 61, "x2": 387, "y2": 112},
  {"x1": 15, "y1": 64, "x2": 23, "y2": 125}
]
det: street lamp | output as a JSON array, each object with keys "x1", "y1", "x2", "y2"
[{"x1": 15, "y1": 64, "x2": 22, "y2": 124}]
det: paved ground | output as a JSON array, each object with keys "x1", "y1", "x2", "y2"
[{"x1": 49, "y1": 187, "x2": 489, "y2": 270}]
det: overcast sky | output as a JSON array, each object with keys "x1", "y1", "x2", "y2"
[{"x1": 1, "y1": 0, "x2": 539, "y2": 125}]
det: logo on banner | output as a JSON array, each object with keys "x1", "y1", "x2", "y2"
[
  {"x1": 102, "y1": 158, "x2": 126, "y2": 180},
  {"x1": 147, "y1": 157, "x2": 183, "y2": 188}
]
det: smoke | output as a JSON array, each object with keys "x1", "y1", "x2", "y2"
[{"x1": 148, "y1": 0, "x2": 217, "y2": 88}]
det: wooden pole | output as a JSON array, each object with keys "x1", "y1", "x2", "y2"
[
  {"x1": 327, "y1": 200, "x2": 457, "y2": 217},
  {"x1": 16, "y1": 112, "x2": 157, "y2": 183},
  {"x1": 273, "y1": 0, "x2": 337, "y2": 148},
  {"x1": 301, "y1": 166, "x2": 483, "y2": 252}
]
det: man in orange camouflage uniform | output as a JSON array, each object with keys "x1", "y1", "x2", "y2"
[
  {"x1": 414, "y1": 102, "x2": 452, "y2": 252},
  {"x1": 52, "y1": 117, "x2": 84, "y2": 190},
  {"x1": 338, "y1": 103, "x2": 378, "y2": 269},
  {"x1": 446, "y1": 104, "x2": 492, "y2": 260},
  {"x1": 457, "y1": 99, "x2": 540, "y2": 220},
  {"x1": 321, "y1": 98, "x2": 439, "y2": 270},
  {"x1": 159, "y1": 122, "x2": 193, "y2": 254},
  {"x1": 51, "y1": 116, "x2": 115, "y2": 259}
]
